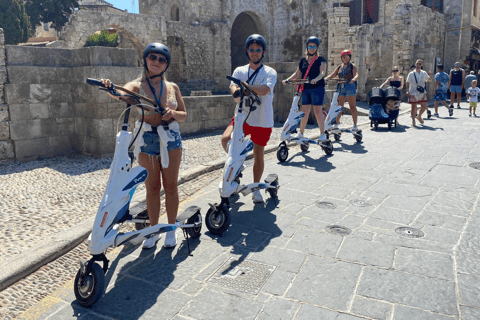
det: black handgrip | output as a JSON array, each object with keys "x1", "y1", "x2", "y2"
[
  {"x1": 226, "y1": 75, "x2": 241, "y2": 85},
  {"x1": 86, "y1": 78, "x2": 106, "y2": 88}
]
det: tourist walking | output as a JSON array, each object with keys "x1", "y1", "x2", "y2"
[
  {"x1": 100, "y1": 43, "x2": 187, "y2": 249},
  {"x1": 325, "y1": 50, "x2": 359, "y2": 131},
  {"x1": 448, "y1": 62, "x2": 465, "y2": 109},
  {"x1": 433, "y1": 64, "x2": 453, "y2": 117},
  {"x1": 406, "y1": 59, "x2": 433, "y2": 127},
  {"x1": 282, "y1": 36, "x2": 328, "y2": 142},
  {"x1": 465, "y1": 70, "x2": 477, "y2": 92},
  {"x1": 467, "y1": 80, "x2": 480, "y2": 117}
]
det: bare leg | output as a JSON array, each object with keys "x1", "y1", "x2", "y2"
[
  {"x1": 312, "y1": 105, "x2": 325, "y2": 134},
  {"x1": 299, "y1": 104, "x2": 311, "y2": 134},
  {"x1": 161, "y1": 148, "x2": 182, "y2": 224},
  {"x1": 457, "y1": 92, "x2": 462, "y2": 105},
  {"x1": 347, "y1": 95, "x2": 357, "y2": 125},
  {"x1": 336, "y1": 96, "x2": 346, "y2": 124},
  {"x1": 411, "y1": 103, "x2": 418, "y2": 124},
  {"x1": 221, "y1": 125, "x2": 234, "y2": 152},
  {"x1": 450, "y1": 92, "x2": 455, "y2": 106},
  {"x1": 434, "y1": 100, "x2": 439, "y2": 114},
  {"x1": 138, "y1": 153, "x2": 162, "y2": 226},
  {"x1": 417, "y1": 102, "x2": 427, "y2": 119},
  {"x1": 252, "y1": 143, "x2": 265, "y2": 183}
]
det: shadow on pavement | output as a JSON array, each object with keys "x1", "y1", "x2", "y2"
[{"x1": 278, "y1": 150, "x2": 336, "y2": 172}]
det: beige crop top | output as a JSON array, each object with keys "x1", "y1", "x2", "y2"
[{"x1": 137, "y1": 81, "x2": 177, "y2": 116}]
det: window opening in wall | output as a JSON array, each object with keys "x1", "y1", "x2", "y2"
[
  {"x1": 363, "y1": 0, "x2": 378, "y2": 24},
  {"x1": 171, "y1": 4, "x2": 180, "y2": 21},
  {"x1": 421, "y1": 0, "x2": 443, "y2": 14},
  {"x1": 350, "y1": 0, "x2": 378, "y2": 26},
  {"x1": 475, "y1": 0, "x2": 478, "y2": 17}
]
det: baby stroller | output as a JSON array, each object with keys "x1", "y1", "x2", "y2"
[{"x1": 369, "y1": 87, "x2": 400, "y2": 130}]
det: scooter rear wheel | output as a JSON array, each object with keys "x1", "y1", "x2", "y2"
[
  {"x1": 186, "y1": 212, "x2": 202, "y2": 238},
  {"x1": 276, "y1": 146, "x2": 289, "y2": 162},
  {"x1": 205, "y1": 204, "x2": 231, "y2": 235},
  {"x1": 74, "y1": 262, "x2": 105, "y2": 308},
  {"x1": 300, "y1": 142, "x2": 309, "y2": 152},
  {"x1": 324, "y1": 144, "x2": 334, "y2": 155},
  {"x1": 334, "y1": 133, "x2": 341, "y2": 141},
  {"x1": 355, "y1": 132, "x2": 363, "y2": 143}
]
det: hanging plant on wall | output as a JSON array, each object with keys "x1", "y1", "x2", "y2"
[{"x1": 84, "y1": 30, "x2": 118, "y2": 47}]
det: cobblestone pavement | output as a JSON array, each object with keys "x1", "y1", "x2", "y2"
[
  {"x1": 0, "y1": 105, "x2": 368, "y2": 320},
  {"x1": 10, "y1": 102, "x2": 480, "y2": 319}
]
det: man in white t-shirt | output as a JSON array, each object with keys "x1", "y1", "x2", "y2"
[
  {"x1": 405, "y1": 59, "x2": 433, "y2": 127},
  {"x1": 221, "y1": 34, "x2": 277, "y2": 203}
]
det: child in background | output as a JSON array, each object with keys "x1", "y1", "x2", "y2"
[
  {"x1": 467, "y1": 80, "x2": 480, "y2": 116},
  {"x1": 385, "y1": 99, "x2": 400, "y2": 115}
]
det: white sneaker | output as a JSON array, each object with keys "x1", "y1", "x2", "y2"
[
  {"x1": 318, "y1": 134, "x2": 327, "y2": 142},
  {"x1": 252, "y1": 190, "x2": 263, "y2": 203},
  {"x1": 164, "y1": 231, "x2": 177, "y2": 248},
  {"x1": 333, "y1": 123, "x2": 339, "y2": 129},
  {"x1": 352, "y1": 125, "x2": 358, "y2": 131},
  {"x1": 434, "y1": 113, "x2": 439, "y2": 117},
  {"x1": 293, "y1": 132, "x2": 303, "y2": 139},
  {"x1": 142, "y1": 234, "x2": 161, "y2": 249}
]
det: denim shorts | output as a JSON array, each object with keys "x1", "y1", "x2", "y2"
[
  {"x1": 337, "y1": 82, "x2": 357, "y2": 97},
  {"x1": 140, "y1": 127, "x2": 182, "y2": 156},
  {"x1": 302, "y1": 86, "x2": 325, "y2": 105},
  {"x1": 434, "y1": 91, "x2": 448, "y2": 101},
  {"x1": 450, "y1": 85, "x2": 462, "y2": 93}
]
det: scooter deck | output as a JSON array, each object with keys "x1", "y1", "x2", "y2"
[{"x1": 176, "y1": 206, "x2": 201, "y2": 222}]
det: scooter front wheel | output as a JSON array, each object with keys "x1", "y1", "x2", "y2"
[
  {"x1": 205, "y1": 204, "x2": 231, "y2": 235},
  {"x1": 276, "y1": 146, "x2": 289, "y2": 162},
  {"x1": 74, "y1": 262, "x2": 105, "y2": 308},
  {"x1": 334, "y1": 133, "x2": 341, "y2": 141},
  {"x1": 300, "y1": 142, "x2": 309, "y2": 152},
  {"x1": 355, "y1": 132, "x2": 363, "y2": 143},
  {"x1": 324, "y1": 144, "x2": 334, "y2": 155}
]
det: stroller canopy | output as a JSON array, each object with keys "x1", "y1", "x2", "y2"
[
  {"x1": 384, "y1": 87, "x2": 401, "y2": 101},
  {"x1": 368, "y1": 87, "x2": 384, "y2": 105}
]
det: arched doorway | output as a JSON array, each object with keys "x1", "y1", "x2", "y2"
[{"x1": 230, "y1": 12, "x2": 261, "y2": 73}]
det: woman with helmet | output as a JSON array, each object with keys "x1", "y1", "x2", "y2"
[
  {"x1": 325, "y1": 49, "x2": 360, "y2": 131},
  {"x1": 282, "y1": 36, "x2": 328, "y2": 142},
  {"x1": 221, "y1": 34, "x2": 277, "y2": 204},
  {"x1": 99, "y1": 43, "x2": 187, "y2": 249}
]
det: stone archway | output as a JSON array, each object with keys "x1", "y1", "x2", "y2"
[{"x1": 230, "y1": 12, "x2": 265, "y2": 73}]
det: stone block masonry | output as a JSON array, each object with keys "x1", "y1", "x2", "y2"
[{"x1": 0, "y1": 28, "x2": 14, "y2": 162}]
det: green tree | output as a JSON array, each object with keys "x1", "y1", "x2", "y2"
[
  {"x1": 84, "y1": 31, "x2": 118, "y2": 48},
  {"x1": 0, "y1": 0, "x2": 32, "y2": 45},
  {"x1": 25, "y1": 0, "x2": 79, "y2": 32}
]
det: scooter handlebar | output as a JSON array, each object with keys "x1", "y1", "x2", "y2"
[{"x1": 86, "y1": 78, "x2": 106, "y2": 88}]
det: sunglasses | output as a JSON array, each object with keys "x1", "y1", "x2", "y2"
[
  {"x1": 248, "y1": 48, "x2": 262, "y2": 53},
  {"x1": 147, "y1": 54, "x2": 167, "y2": 63},
  {"x1": 392, "y1": 70, "x2": 399, "y2": 72},
  {"x1": 416, "y1": 63, "x2": 422, "y2": 65},
  {"x1": 308, "y1": 45, "x2": 317, "y2": 49}
]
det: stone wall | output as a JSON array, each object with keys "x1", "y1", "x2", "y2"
[
  {"x1": 4, "y1": 46, "x2": 140, "y2": 162},
  {"x1": 0, "y1": 29, "x2": 13, "y2": 162}
]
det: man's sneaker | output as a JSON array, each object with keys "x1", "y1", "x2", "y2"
[
  {"x1": 449, "y1": 107, "x2": 454, "y2": 117},
  {"x1": 434, "y1": 113, "x2": 439, "y2": 117},
  {"x1": 318, "y1": 134, "x2": 327, "y2": 142},
  {"x1": 475, "y1": 113, "x2": 477, "y2": 117},
  {"x1": 457, "y1": 104, "x2": 461, "y2": 109},
  {"x1": 164, "y1": 231, "x2": 176, "y2": 248},
  {"x1": 142, "y1": 234, "x2": 161, "y2": 249},
  {"x1": 469, "y1": 113, "x2": 472, "y2": 117},
  {"x1": 352, "y1": 125, "x2": 358, "y2": 131},
  {"x1": 252, "y1": 190, "x2": 263, "y2": 203}
]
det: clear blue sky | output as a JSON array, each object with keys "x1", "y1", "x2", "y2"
[{"x1": 106, "y1": 0, "x2": 139, "y2": 14}]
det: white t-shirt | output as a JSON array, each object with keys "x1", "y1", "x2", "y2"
[
  {"x1": 230, "y1": 64, "x2": 277, "y2": 128},
  {"x1": 468, "y1": 87, "x2": 480, "y2": 102},
  {"x1": 406, "y1": 70, "x2": 430, "y2": 95}
]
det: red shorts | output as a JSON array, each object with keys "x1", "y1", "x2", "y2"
[{"x1": 229, "y1": 117, "x2": 272, "y2": 147}]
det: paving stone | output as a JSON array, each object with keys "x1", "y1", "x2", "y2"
[
  {"x1": 286, "y1": 229, "x2": 343, "y2": 257},
  {"x1": 295, "y1": 304, "x2": 366, "y2": 320},
  {"x1": 329, "y1": 173, "x2": 380, "y2": 192},
  {"x1": 456, "y1": 250, "x2": 480, "y2": 277},
  {"x1": 285, "y1": 256, "x2": 362, "y2": 311},
  {"x1": 233, "y1": 229, "x2": 272, "y2": 250},
  {"x1": 364, "y1": 182, "x2": 436, "y2": 197},
  {"x1": 460, "y1": 305, "x2": 480, "y2": 320},
  {"x1": 392, "y1": 305, "x2": 455, "y2": 320},
  {"x1": 458, "y1": 273, "x2": 480, "y2": 308},
  {"x1": 294, "y1": 217, "x2": 331, "y2": 231},
  {"x1": 357, "y1": 267, "x2": 457, "y2": 315},
  {"x1": 428, "y1": 190, "x2": 477, "y2": 211},
  {"x1": 421, "y1": 225, "x2": 461, "y2": 246},
  {"x1": 336, "y1": 214, "x2": 366, "y2": 228},
  {"x1": 261, "y1": 269, "x2": 296, "y2": 296},
  {"x1": 313, "y1": 185, "x2": 354, "y2": 199},
  {"x1": 457, "y1": 232, "x2": 480, "y2": 254},
  {"x1": 370, "y1": 206, "x2": 419, "y2": 225},
  {"x1": 381, "y1": 194, "x2": 432, "y2": 212},
  {"x1": 415, "y1": 210, "x2": 467, "y2": 232},
  {"x1": 337, "y1": 237, "x2": 395, "y2": 267},
  {"x1": 250, "y1": 246, "x2": 307, "y2": 273},
  {"x1": 256, "y1": 297, "x2": 300, "y2": 320},
  {"x1": 423, "y1": 203, "x2": 471, "y2": 218},
  {"x1": 374, "y1": 234, "x2": 453, "y2": 255},
  {"x1": 394, "y1": 247, "x2": 454, "y2": 281},
  {"x1": 180, "y1": 288, "x2": 263, "y2": 320},
  {"x1": 351, "y1": 295, "x2": 393, "y2": 320}
]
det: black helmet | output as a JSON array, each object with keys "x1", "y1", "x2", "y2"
[
  {"x1": 245, "y1": 34, "x2": 266, "y2": 51},
  {"x1": 306, "y1": 36, "x2": 320, "y2": 47},
  {"x1": 143, "y1": 42, "x2": 171, "y2": 75}
]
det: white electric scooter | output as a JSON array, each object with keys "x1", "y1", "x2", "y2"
[
  {"x1": 75, "y1": 79, "x2": 203, "y2": 308},
  {"x1": 276, "y1": 79, "x2": 334, "y2": 162},
  {"x1": 324, "y1": 79, "x2": 363, "y2": 143},
  {"x1": 204, "y1": 76, "x2": 280, "y2": 235}
]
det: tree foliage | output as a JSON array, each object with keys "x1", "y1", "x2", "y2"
[
  {"x1": 25, "y1": 0, "x2": 79, "y2": 32},
  {"x1": 0, "y1": 0, "x2": 32, "y2": 45},
  {"x1": 84, "y1": 31, "x2": 118, "y2": 48}
]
